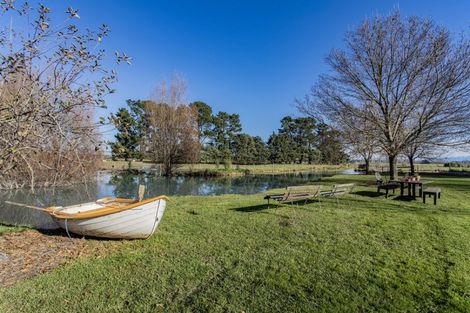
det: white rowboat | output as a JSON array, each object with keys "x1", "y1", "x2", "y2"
[{"x1": 6, "y1": 194, "x2": 168, "y2": 239}]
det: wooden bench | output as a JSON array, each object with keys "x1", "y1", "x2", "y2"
[
  {"x1": 422, "y1": 187, "x2": 441, "y2": 205},
  {"x1": 377, "y1": 182, "x2": 400, "y2": 198},
  {"x1": 321, "y1": 183, "x2": 355, "y2": 196},
  {"x1": 320, "y1": 183, "x2": 355, "y2": 207},
  {"x1": 374, "y1": 172, "x2": 384, "y2": 184},
  {"x1": 264, "y1": 185, "x2": 322, "y2": 205}
]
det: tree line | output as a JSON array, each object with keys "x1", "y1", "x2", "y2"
[
  {"x1": 111, "y1": 92, "x2": 348, "y2": 175},
  {"x1": 192, "y1": 103, "x2": 347, "y2": 166}
]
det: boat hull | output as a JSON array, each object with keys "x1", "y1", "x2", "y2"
[{"x1": 53, "y1": 198, "x2": 166, "y2": 239}]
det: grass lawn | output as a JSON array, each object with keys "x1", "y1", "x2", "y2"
[
  {"x1": 1, "y1": 175, "x2": 470, "y2": 312},
  {"x1": 0, "y1": 225, "x2": 26, "y2": 236}
]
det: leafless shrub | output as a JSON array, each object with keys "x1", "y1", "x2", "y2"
[
  {"x1": 144, "y1": 75, "x2": 200, "y2": 176},
  {"x1": 0, "y1": 2, "x2": 126, "y2": 189}
]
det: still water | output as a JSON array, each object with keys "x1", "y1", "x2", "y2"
[{"x1": 0, "y1": 170, "x2": 350, "y2": 229}]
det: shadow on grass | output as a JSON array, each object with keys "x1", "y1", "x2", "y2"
[
  {"x1": 391, "y1": 195, "x2": 416, "y2": 202},
  {"x1": 233, "y1": 198, "x2": 324, "y2": 213},
  {"x1": 232, "y1": 204, "x2": 280, "y2": 212},
  {"x1": 285, "y1": 199, "x2": 322, "y2": 206},
  {"x1": 345, "y1": 195, "x2": 470, "y2": 216},
  {"x1": 354, "y1": 191, "x2": 382, "y2": 198},
  {"x1": 36, "y1": 228, "x2": 122, "y2": 241},
  {"x1": 36, "y1": 228, "x2": 81, "y2": 238},
  {"x1": 354, "y1": 190, "x2": 418, "y2": 202}
]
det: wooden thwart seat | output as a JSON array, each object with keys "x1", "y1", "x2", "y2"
[{"x1": 422, "y1": 187, "x2": 441, "y2": 205}]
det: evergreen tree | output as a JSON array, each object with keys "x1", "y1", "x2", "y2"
[
  {"x1": 267, "y1": 132, "x2": 296, "y2": 163},
  {"x1": 268, "y1": 116, "x2": 346, "y2": 164},
  {"x1": 252, "y1": 136, "x2": 270, "y2": 164},
  {"x1": 110, "y1": 100, "x2": 147, "y2": 160},
  {"x1": 317, "y1": 123, "x2": 349, "y2": 164},
  {"x1": 231, "y1": 134, "x2": 256, "y2": 164},
  {"x1": 110, "y1": 108, "x2": 139, "y2": 160},
  {"x1": 211, "y1": 111, "x2": 242, "y2": 152},
  {"x1": 293, "y1": 117, "x2": 317, "y2": 164},
  {"x1": 189, "y1": 101, "x2": 213, "y2": 144},
  {"x1": 276, "y1": 116, "x2": 319, "y2": 163},
  {"x1": 126, "y1": 99, "x2": 148, "y2": 159}
]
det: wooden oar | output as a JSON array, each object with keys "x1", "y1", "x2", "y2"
[
  {"x1": 5, "y1": 201, "x2": 51, "y2": 212},
  {"x1": 138, "y1": 185, "x2": 145, "y2": 202}
]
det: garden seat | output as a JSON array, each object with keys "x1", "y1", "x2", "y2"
[
  {"x1": 375, "y1": 172, "x2": 383, "y2": 184},
  {"x1": 264, "y1": 185, "x2": 322, "y2": 205},
  {"x1": 377, "y1": 182, "x2": 400, "y2": 198},
  {"x1": 422, "y1": 187, "x2": 441, "y2": 205},
  {"x1": 321, "y1": 183, "x2": 355, "y2": 196},
  {"x1": 320, "y1": 183, "x2": 355, "y2": 208}
]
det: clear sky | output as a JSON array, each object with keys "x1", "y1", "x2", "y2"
[{"x1": 25, "y1": 1, "x2": 470, "y2": 146}]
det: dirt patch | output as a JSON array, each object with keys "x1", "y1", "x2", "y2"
[{"x1": 0, "y1": 230, "x2": 120, "y2": 288}]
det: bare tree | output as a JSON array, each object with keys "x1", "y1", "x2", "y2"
[
  {"x1": 341, "y1": 113, "x2": 379, "y2": 173},
  {"x1": 298, "y1": 11, "x2": 470, "y2": 179},
  {"x1": 403, "y1": 136, "x2": 443, "y2": 175},
  {"x1": 144, "y1": 75, "x2": 200, "y2": 176},
  {"x1": 0, "y1": 2, "x2": 128, "y2": 189}
]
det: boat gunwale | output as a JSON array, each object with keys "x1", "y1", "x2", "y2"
[{"x1": 48, "y1": 196, "x2": 169, "y2": 220}]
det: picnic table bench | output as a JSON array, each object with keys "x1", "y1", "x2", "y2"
[
  {"x1": 377, "y1": 182, "x2": 400, "y2": 198},
  {"x1": 422, "y1": 187, "x2": 441, "y2": 205}
]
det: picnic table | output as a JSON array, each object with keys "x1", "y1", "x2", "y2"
[{"x1": 394, "y1": 179, "x2": 433, "y2": 198}]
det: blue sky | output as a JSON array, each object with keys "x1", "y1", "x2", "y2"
[{"x1": 24, "y1": 1, "x2": 470, "y2": 147}]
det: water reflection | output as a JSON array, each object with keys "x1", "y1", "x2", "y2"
[
  {"x1": 0, "y1": 170, "x2": 341, "y2": 228},
  {"x1": 106, "y1": 171, "x2": 335, "y2": 198}
]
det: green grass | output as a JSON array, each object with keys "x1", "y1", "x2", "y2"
[
  {"x1": 0, "y1": 225, "x2": 26, "y2": 236},
  {"x1": 2, "y1": 175, "x2": 470, "y2": 312},
  {"x1": 100, "y1": 160, "x2": 470, "y2": 175}
]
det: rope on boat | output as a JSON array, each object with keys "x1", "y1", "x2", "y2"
[
  {"x1": 64, "y1": 219, "x2": 72, "y2": 239},
  {"x1": 146, "y1": 200, "x2": 162, "y2": 239}
]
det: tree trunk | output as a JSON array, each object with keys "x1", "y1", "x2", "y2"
[
  {"x1": 408, "y1": 155, "x2": 415, "y2": 176},
  {"x1": 363, "y1": 157, "x2": 371, "y2": 174},
  {"x1": 163, "y1": 157, "x2": 173, "y2": 176},
  {"x1": 388, "y1": 154, "x2": 398, "y2": 180}
]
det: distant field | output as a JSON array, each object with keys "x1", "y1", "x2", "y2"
[
  {"x1": 371, "y1": 163, "x2": 470, "y2": 174},
  {"x1": 100, "y1": 160, "x2": 470, "y2": 176},
  {"x1": 178, "y1": 163, "x2": 350, "y2": 174},
  {"x1": 100, "y1": 160, "x2": 350, "y2": 174}
]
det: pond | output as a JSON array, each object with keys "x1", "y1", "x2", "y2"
[{"x1": 0, "y1": 170, "x2": 353, "y2": 229}]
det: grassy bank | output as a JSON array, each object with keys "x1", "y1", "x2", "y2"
[
  {"x1": 179, "y1": 163, "x2": 349, "y2": 174},
  {"x1": 100, "y1": 160, "x2": 469, "y2": 176},
  {"x1": 100, "y1": 160, "x2": 349, "y2": 175},
  {"x1": 1, "y1": 174, "x2": 470, "y2": 312},
  {"x1": 0, "y1": 225, "x2": 26, "y2": 236}
]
